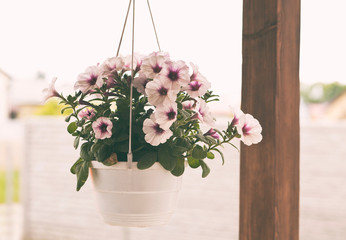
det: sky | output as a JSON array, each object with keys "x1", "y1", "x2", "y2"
[{"x1": 0, "y1": 0, "x2": 345, "y2": 105}]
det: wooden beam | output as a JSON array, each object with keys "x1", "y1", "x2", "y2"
[{"x1": 239, "y1": 0, "x2": 300, "y2": 240}]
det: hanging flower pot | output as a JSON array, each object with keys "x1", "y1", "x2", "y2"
[
  {"x1": 90, "y1": 161, "x2": 182, "y2": 227},
  {"x1": 42, "y1": 0, "x2": 263, "y2": 228}
]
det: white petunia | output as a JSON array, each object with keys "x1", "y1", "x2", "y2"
[
  {"x1": 159, "y1": 60, "x2": 190, "y2": 88},
  {"x1": 133, "y1": 72, "x2": 149, "y2": 95},
  {"x1": 145, "y1": 78, "x2": 179, "y2": 106},
  {"x1": 143, "y1": 114, "x2": 173, "y2": 146},
  {"x1": 230, "y1": 107, "x2": 244, "y2": 126},
  {"x1": 236, "y1": 114, "x2": 263, "y2": 146},
  {"x1": 122, "y1": 53, "x2": 143, "y2": 72},
  {"x1": 154, "y1": 102, "x2": 178, "y2": 129},
  {"x1": 140, "y1": 54, "x2": 167, "y2": 79},
  {"x1": 194, "y1": 99, "x2": 215, "y2": 127},
  {"x1": 183, "y1": 63, "x2": 211, "y2": 97},
  {"x1": 42, "y1": 77, "x2": 60, "y2": 103},
  {"x1": 74, "y1": 65, "x2": 103, "y2": 93}
]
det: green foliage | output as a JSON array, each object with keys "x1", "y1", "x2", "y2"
[
  {"x1": 54, "y1": 62, "x2": 244, "y2": 191},
  {"x1": 301, "y1": 82, "x2": 346, "y2": 104}
]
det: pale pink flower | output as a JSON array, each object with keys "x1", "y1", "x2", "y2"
[
  {"x1": 143, "y1": 114, "x2": 173, "y2": 146},
  {"x1": 236, "y1": 114, "x2": 262, "y2": 146},
  {"x1": 133, "y1": 72, "x2": 149, "y2": 95},
  {"x1": 204, "y1": 128, "x2": 220, "y2": 139},
  {"x1": 42, "y1": 77, "x2": 60, "y2": 103},
  {"x1": 99, "y1": 56, "x2": 124, "y2": 87},
  {"x1": 159, "y1": 60, "x2": 190, "y2": 88},
  {"x1": 140, "y1": 55, "x2": 167, "y2": 79},
  {"x1": 92, "y1": 117, "x2": 113, "y2": 140},
  {"x1": 78, "y1": 108, "x2": 96, "y2": 120},
  {"x1": 183, "y1": 63, "x2": 211, "y2": 97},
  {"x1": 149, "y1": 51, "x2": 170, "y2": 58},
  {"x1": 123, "y1": 54, "x2": 143, "y2": 72},
  {"x1": 100, "y1": 56, "x2": 124, "y2": 73},
  {"x1": 230, "y1": 107, "x2": 244, "y2": 126},
  {"x1": 194, "y1": 99, "x2": 215, "y2": 127},
  {"x1": 74, "y1": 65, "x2": 103, "y2": 93},
  {"x1": 182, "y1": 100, "x2": 197, "y2": 110},
  {"x1": 154, "y1": 102, "x2": 178, "y2": 129},
  {"x1": 145, "y1": 78, "x2": 179, "y2": 106}
]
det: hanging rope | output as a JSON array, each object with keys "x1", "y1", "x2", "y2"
[
  {"x1": 116, "y1": 0, "x2": 161, "y2": 169},
  {"x1": 146, "y1": 0, "x2": 161, "y2": 52},
  {"x1": 127, "y1": 0, "x2": 135, "y2": 169},
  {"x1": 116, "y1": 0, "x2": 132, "y2": 57}
]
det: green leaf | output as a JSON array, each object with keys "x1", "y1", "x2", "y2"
[
  {"x1": 200, "y1": 160, "x2": 210, "y2": 178},
  {"x1": 67, "y1": 122, "x2": 78, "y2": 134},
  {"x1": 213, "y1": 148, "x2": 225, "y2": 165},
  {"x1": 65, "y1": 114, "x2": 72, "y2": 122},
  {"x1": 70, "y1": 158, "x2": 83, "y2": 175},
  {"x1": 207, "y1": 152, "x2": 215, "y2": 159},
  {"x1": 158, "y1": 143, "x2": 177, "y2": 171},
  {"x1": 137, "y1": 151, "x2": 157, "y2": 169},
  {"x1": 80, "y1": 142, "x2": 94, "y2": 161},
  {"x1": 187, "y1": 156, "x2": 200, "y2": 168},
  {"x1": 74, "y1": 136, "x2": 80, "y2": 149},
  {"x1": 192, "y1": 145, "x2": 207, "y2": 160},
  {"x1": 61, "y1": 107, "x2": 72, "y2": 114},
  {"x1": 76, "y1": 160, "x2": 90, "y2": 191},
  {"x1": 171, "y1": 157, "x2": 185, "y2": 176}
]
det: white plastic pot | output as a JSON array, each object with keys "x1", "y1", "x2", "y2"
[{"x1": 90, "y1": 161, "x2": 182, "y2": 227}]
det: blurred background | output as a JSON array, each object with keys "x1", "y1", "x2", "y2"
[{"x1": 0, "y1": 0, "x2": 346, "y2": 239}]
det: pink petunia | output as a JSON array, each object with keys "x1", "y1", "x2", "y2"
[
  {"x1": 74, "y1": 65, "x2": 103, "y2": 93},
  {"x1": 122, "y1": 54, "x2": 143, "y2": 72},
  {"x1": 42, "y1": 77, "x2": 60, "y2": 103},
  {"x1": 182, "y1": 100, "x2": 197, "y2": 110},
  {"x1": 159, "y1": 60, "x2": 190, "y2": 88},
  {"x1": 143, "y1": 114, "x2": 173, "y2": 146},
  {"x1": 204, "y1": 128, "x2": 220, "y2": 140},
  {"x1": 236, "y1": 114, "x2": 263, "y2": 146},
  {"x1": 92, "y1": 117, "x2": 113, "y2": 140},
  {"x1": 99, "y1": 56, "x2": 124, "y2": 88},
  {"x1": 145, "y1": 78, "x2": 179, "y2": 106},
  {"x1": 78, "y1": 108, "x2": 96, "y2": 120},
  {"x1": 154, "y1": 102, "x2": 178, "y2": 129}
]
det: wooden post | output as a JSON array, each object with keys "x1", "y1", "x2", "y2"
[{"x1": 240, "y1": 0, "x2": 300, "y2": 240}]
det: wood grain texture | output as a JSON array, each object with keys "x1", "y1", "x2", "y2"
[{"x1": 240, "y1": 0, "x2": 300, "y2": 240}]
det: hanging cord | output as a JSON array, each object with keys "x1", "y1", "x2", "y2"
[
  {"x1": 127, "y1": 0, "x2": 135, "y2": 169},
  {"x1": 146, "y1": 0, "x2": 161, "y2": 51},
  {"x1": 116, "y1": 0, "x2": 132, "y2": 57}
]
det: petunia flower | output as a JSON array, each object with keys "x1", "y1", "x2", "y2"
[
  {"x1": 149, "y1": 51, "x2": 170, "y2": 58},
  {"x1": 42, "y1": 77, "x2": 60, "y2": 103},
  {"x1": 154, "y1": 102, "x2": 178, "y2": 129},
  {"x1": 99, "y1": 56, "x2": 124, "y2": 88},
  {"x1": 183, "y1": 63, "x2": 211, "y2": 97},
  {"x1": 159, "y1": 60, "x2": 190, "y2": 88},
  {"x1": 182, "y1": 100, "x2": 197, "y2": 110},
  {"x1": 194, "y1": 99, "x2": 215, "y2": 127},
  {"x1": 133, "y1": 72, "x2": 149, "y2": 95},
  {"x1": 92, "y1": 117, "x2": 113, "y2": 140},
  {"x1": 236, "y1": 114, "x2": 263, "y2": 146},
  {"x1": 230, "y1": 107, "x2": 244, "y2": 126},
  {"x1": 74, "y1": 65, "x2": 103, "y2": 93},
  {"x1": 204, "y1": 128, "x2": 220, "y2": 139},
  {"x1": 143, "y1": 114, "x2": 173, "y2": 146},
  {"x1": 145, "y1": 78, "x2": 179, "y2": 106},
  {"x1": 123, "y1": 53, "x2": 143, "y2": 72},
  {"x1": 78, "y1": 108, "x2": 96, "y2": 120},
  {"x1": 140, "y1": 55, "x2": 167, "y2": 79}
]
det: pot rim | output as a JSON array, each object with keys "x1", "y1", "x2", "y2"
[{"x1": 90, "y1": 161, "x2": 166, "y2": 171}]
